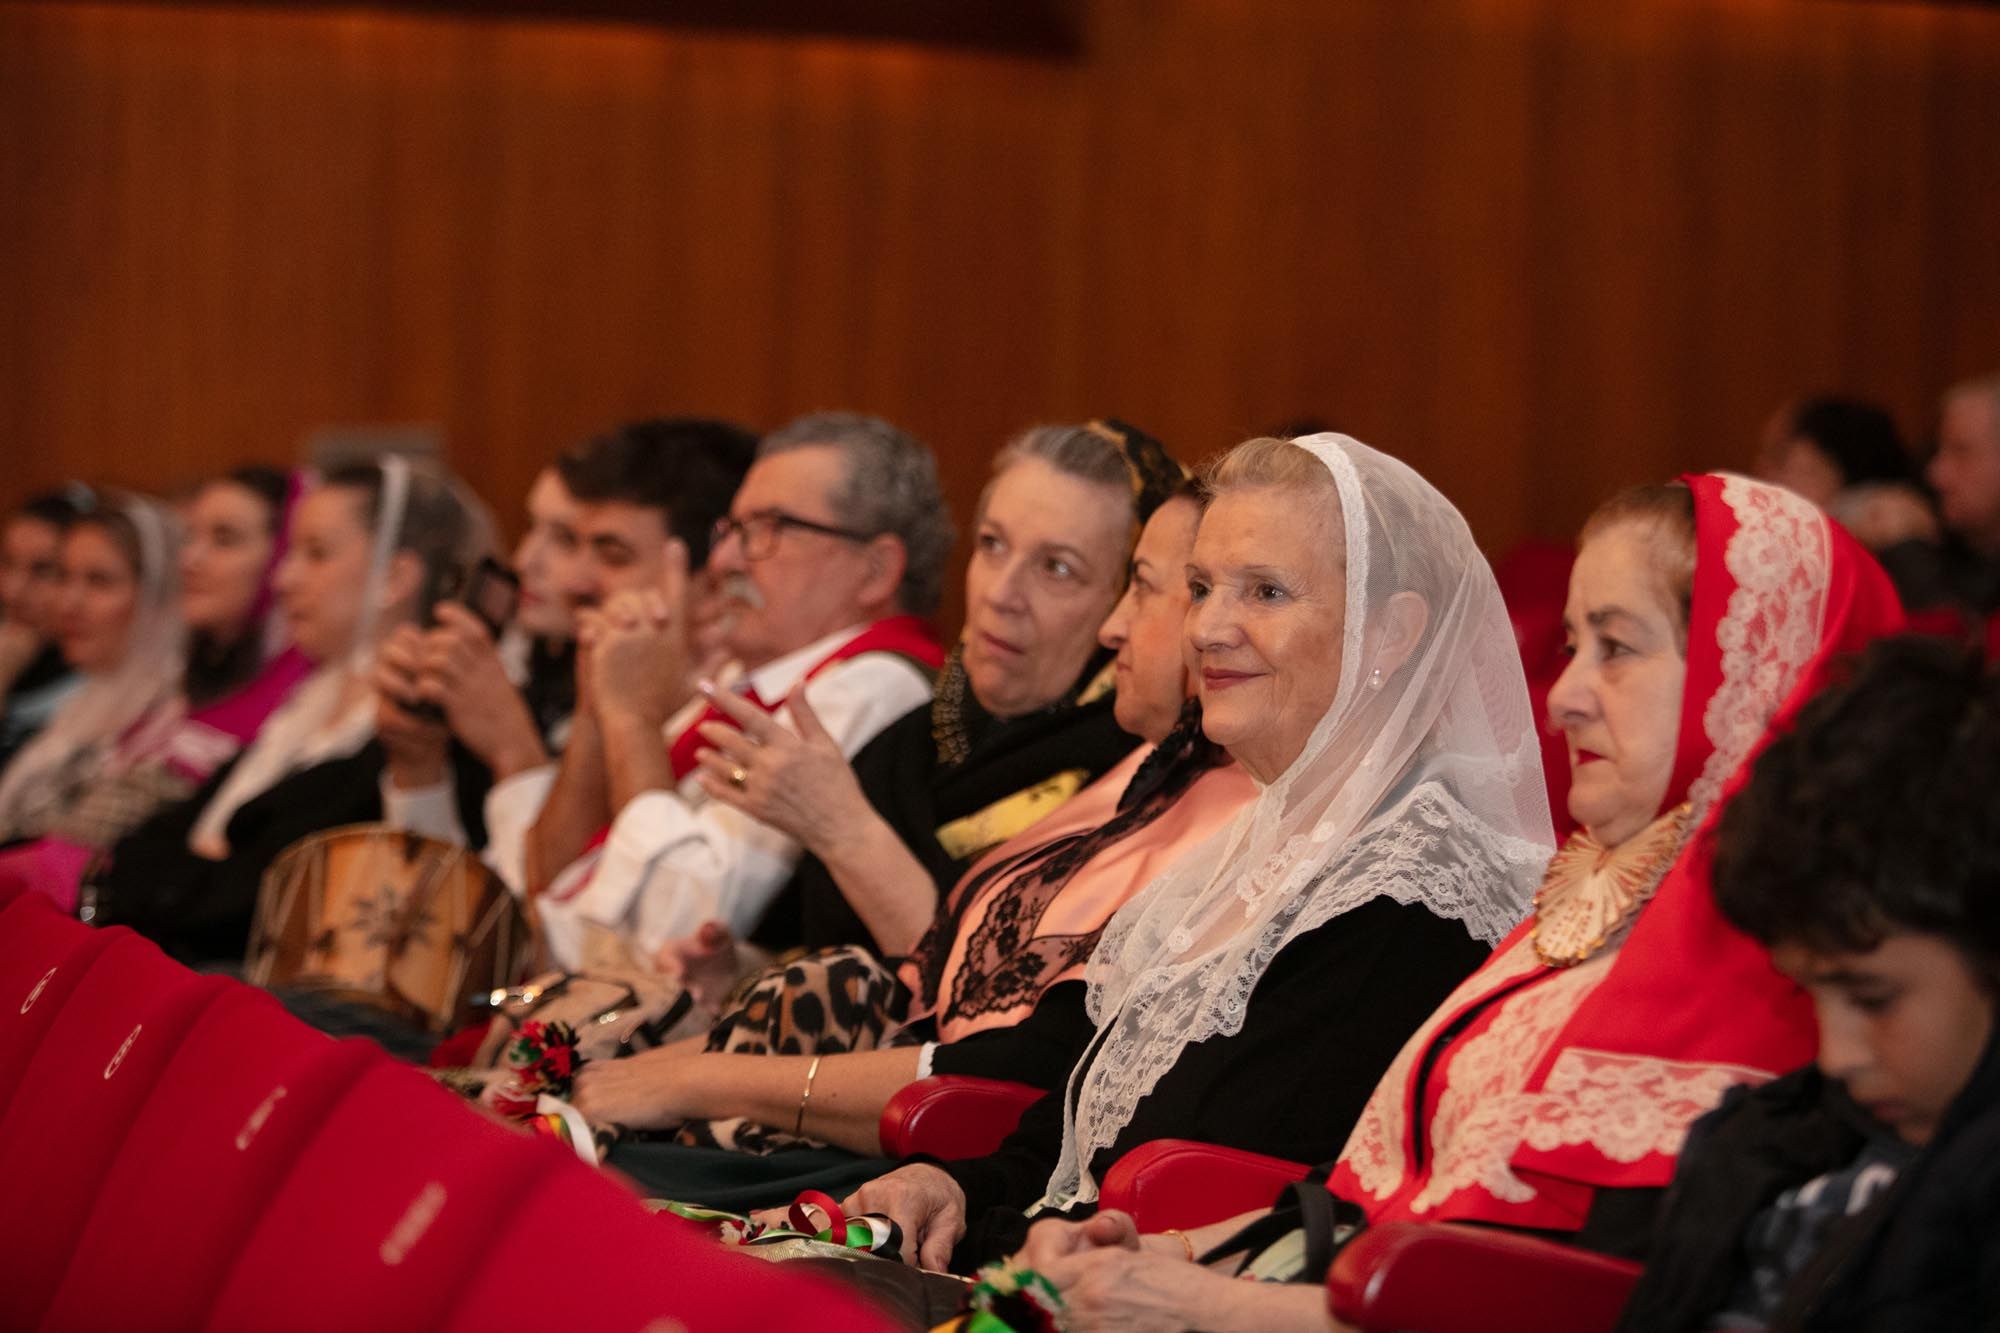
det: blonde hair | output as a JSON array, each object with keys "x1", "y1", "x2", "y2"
[
  {"x1": 980, "y1": 424, "x2": 1136, "y2": 518},
  {"x1": 1200, "y1": 436, "x2": 1339, "y2": 501},
  {"x1": 1578, "y1": 482, "x2": 1696, "y2": 647}
]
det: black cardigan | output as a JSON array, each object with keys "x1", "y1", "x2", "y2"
[
  {"x1": 938, "y1": 896, "x2": 1491, "y2": 1269},
  {"x1": 751, "y1": 690, "x2": 1136, "y2": 957},
  {"x1": 1617, "y1": 1028, "x2": 2000, "y2": 1333}
]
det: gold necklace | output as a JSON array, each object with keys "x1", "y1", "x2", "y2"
[{"x1": 1530, "y1": 802, "x2": 1692, "y2": 968}]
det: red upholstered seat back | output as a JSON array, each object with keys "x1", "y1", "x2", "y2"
[
  {"x1": 45, "y1": 990, "x2": 384, "y2": 1330},
  {"x1": 0, "y1": 913, "x2": 895, "y2": 1332},
  {"x1": 0, "y1": 933, "x2": 232, "y2": 1328},
  {"x1": 204, "y1": 1061, "x2": 559, "y2": 1333},
  {"x1": 0, "y1": 895, "x2": 116, "y2": 1119},
  {"x1": 1494, "y1": 540, "x2": 1577, "y2": 837},
  {"x1": 1328, "y1": 1221, "x2": 1641, "y2": 1333},
  {"x1": 878, "y1": 1075, "x2": 1045, "y2": 1159},
  {"x1": 445, "y1": 1159, "x2": 894, "y2": 1333}
]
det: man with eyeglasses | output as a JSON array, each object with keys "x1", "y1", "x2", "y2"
[{"x1": 528, "y1": 412, "x2": 953, "y2": 972}]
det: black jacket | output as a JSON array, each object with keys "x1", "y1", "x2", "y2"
[
  {"x1": 1618, "y1": 1029, "x2": 2000, "y2": 1332},
  {"x1": 938, "y1": 896, "x2": 1491, "y2": 1270}
]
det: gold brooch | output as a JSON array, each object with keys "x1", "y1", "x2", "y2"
[{"x1": 1530, "y1": 802, "x2": 1692, "y2": 968}]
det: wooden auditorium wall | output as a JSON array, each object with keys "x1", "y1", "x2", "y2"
[{"x1": 4, "y1": 0, "x2": 1999, "y2": 616}]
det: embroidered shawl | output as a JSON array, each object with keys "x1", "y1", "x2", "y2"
[{"x1": 1330, "y1": 473, "x2": 1906, "y2": 1232}]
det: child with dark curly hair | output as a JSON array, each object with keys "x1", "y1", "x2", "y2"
[{"x1": 1617, "y1": 635, "x2": 2000, "y2": 1333}]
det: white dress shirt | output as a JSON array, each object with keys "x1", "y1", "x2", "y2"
[
  {"x1": 531, "y1": 624, "x2": 932, "y2": 970},
  {"x1": 380, "y1": 731, "x2": 562, "y2": 894}
]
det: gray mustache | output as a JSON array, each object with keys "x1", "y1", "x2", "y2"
[{"x1": 720, "y1": 572, "x2": 764, "y2": 610}]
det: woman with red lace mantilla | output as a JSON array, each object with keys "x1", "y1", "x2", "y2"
[{"x1": 1007, "y1": 473, "x2": 1905, "y2": 1332}]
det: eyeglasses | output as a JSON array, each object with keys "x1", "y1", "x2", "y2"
[{"x1": 711, "y1": 509, "x2": 873, "y2": 561}]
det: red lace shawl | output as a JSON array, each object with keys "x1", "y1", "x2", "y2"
[{"x1": 1330, "y1": 473, "x2": 1905, "y2": 1232}]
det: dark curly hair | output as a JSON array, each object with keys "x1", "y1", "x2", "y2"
[
  {"x1": 556, "y1": 417, "x2": 758, "y2": 568},
  {"x1": 1711, "y1": 635, "x2": 2000, "y2": 990}
]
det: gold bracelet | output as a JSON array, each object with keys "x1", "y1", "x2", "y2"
[
  {"x1": 1163, "y1": 1228, "x2": 1195, "y2": 1263},
  {"x1": 794, "y1": 1055, "x2": 824, "y2": 1137}
]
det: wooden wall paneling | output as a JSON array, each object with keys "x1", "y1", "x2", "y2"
[
  {"x1": 1387, "y1": 1, "x2": 1539, "y2": 550},
  {"x1": 79, "y1": 0, "x2": 1089, "y2": 57},
  {"x1": 1816, "y1": 8, "x2": 1936, "y2": 422},
  {"x1": 1923, "y1": 11, "x2": 2000, "y2": 400},
  {"x1": 4, "y1": 0, "x2": 2000, "y2": 613},
  {"x1": 1692, "y1": 4, "x2": 1930, "y2": 467},
  {"x1": 1518, "y1": 3, "x2": 1676, "y2": 544}
]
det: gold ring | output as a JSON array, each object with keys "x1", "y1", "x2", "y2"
[{"x1": 729, "y1": 766, "x2": 748, "y2": 790}]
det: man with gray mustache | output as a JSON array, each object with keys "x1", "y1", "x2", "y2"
[{"x1": 527, "y1": 413, "x2": 952, "y2": 971}]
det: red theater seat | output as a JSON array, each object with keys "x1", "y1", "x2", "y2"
[
  {"x1": 43, "y1": 991, "x2": 382, "y2": 1331},
  {"x1": 1098, "y1": 1139, "x2": 1310, "y2": 1232},
  {"x1": 0, "y1": 935, "x2": 230, "y2": 1328},
  {"x1": 443, "y1": 1162, "x2": 697, "y2": 1332},
  {"x1": 878, "y1": 1075, "x2": 1045, "y2": 1159},
  {"x1": 1327, "y1": 1221, "x2": 1641, "y2": 1333},
  {"x1": 1046, "y1": 1133, "x2": 1643, "y2": 1331},
  {"x1": 446, "y1": 1159, "x2": 896, "y2": 1333},
  {"x1": 9, "y1": 952, "x2": 897, "y2": 1333},
  {"x1": 0, "y1": 896, "x2": 115, "y2": 1117},
  {"x1": 1494, "y1": 539, "x2": 1578, "y2": 837},
  {"x1": 204, "y1": 1061, "x2": 559, "y2": 1333}
]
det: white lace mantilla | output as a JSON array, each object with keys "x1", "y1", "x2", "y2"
[
  {"x1": 1042, "y1": 780, "x2": 1549, "y2": 1213},
  {"x1": 1032, "y1": 435, "x2": 1556, "y2": 1212},
  {"x1": 1315, "y1": 785, "x2": 1553, "y2": 949}
]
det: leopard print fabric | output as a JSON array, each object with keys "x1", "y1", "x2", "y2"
[{"x1": 674, "y1": 945, "x2": 919, "y2": 1155}]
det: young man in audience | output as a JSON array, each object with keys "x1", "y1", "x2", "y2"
[
  {"x1": 525, "y1": 411, "x2": 953, "y2": 971},
  {"x1": 377, "y1": 418, "x2": 756, "y2": 892},
  {"x1": 1617, "y1": 636, "x2": 2000, "y2": 1333}
]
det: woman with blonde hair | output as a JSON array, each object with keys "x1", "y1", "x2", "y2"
[
  {"x1": 848, "y1": 432, "x2": 1555, "y2": 1273},
  {"x1": 1007, "y1": 472, "x2": 1904, "y2": 1332}
]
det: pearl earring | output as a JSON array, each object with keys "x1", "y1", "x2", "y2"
[{"x1": 1368, "y1": 666, "x2": 1384, "y2": 691}]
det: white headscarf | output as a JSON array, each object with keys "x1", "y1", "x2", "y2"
[
  {"x1": 187, "y1": 455, "x2": 494, "y2": 854},
  {"x1": 1039, "y1": 434, "x2": 1557, "y2": 1210},
  {"x1": 0, "y1": 494, "x2": 186, "y2": 834}
]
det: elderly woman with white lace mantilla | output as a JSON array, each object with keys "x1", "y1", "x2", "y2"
[{"x1": 844, "y1": 433, "x2": 1555, "y2": 1273}]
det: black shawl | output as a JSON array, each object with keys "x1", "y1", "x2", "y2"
[
  {"x1": 750, "y1": 653, "x2": 1138, "y2": 957},
  {"x1": 86, "y1": 739, "x2": 492, "y2": 968}
]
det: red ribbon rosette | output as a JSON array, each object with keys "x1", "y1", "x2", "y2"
[{"x1": 488, "y1": 1018, "x2": 583, "y2": 1119}]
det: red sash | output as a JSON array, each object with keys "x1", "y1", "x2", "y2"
[
  {"x1": 552, "y1": 616, "x2": 944, "y2": 899},
  {"x1": 664, "y1": 615, "x2": 944, "y2": 779}
]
